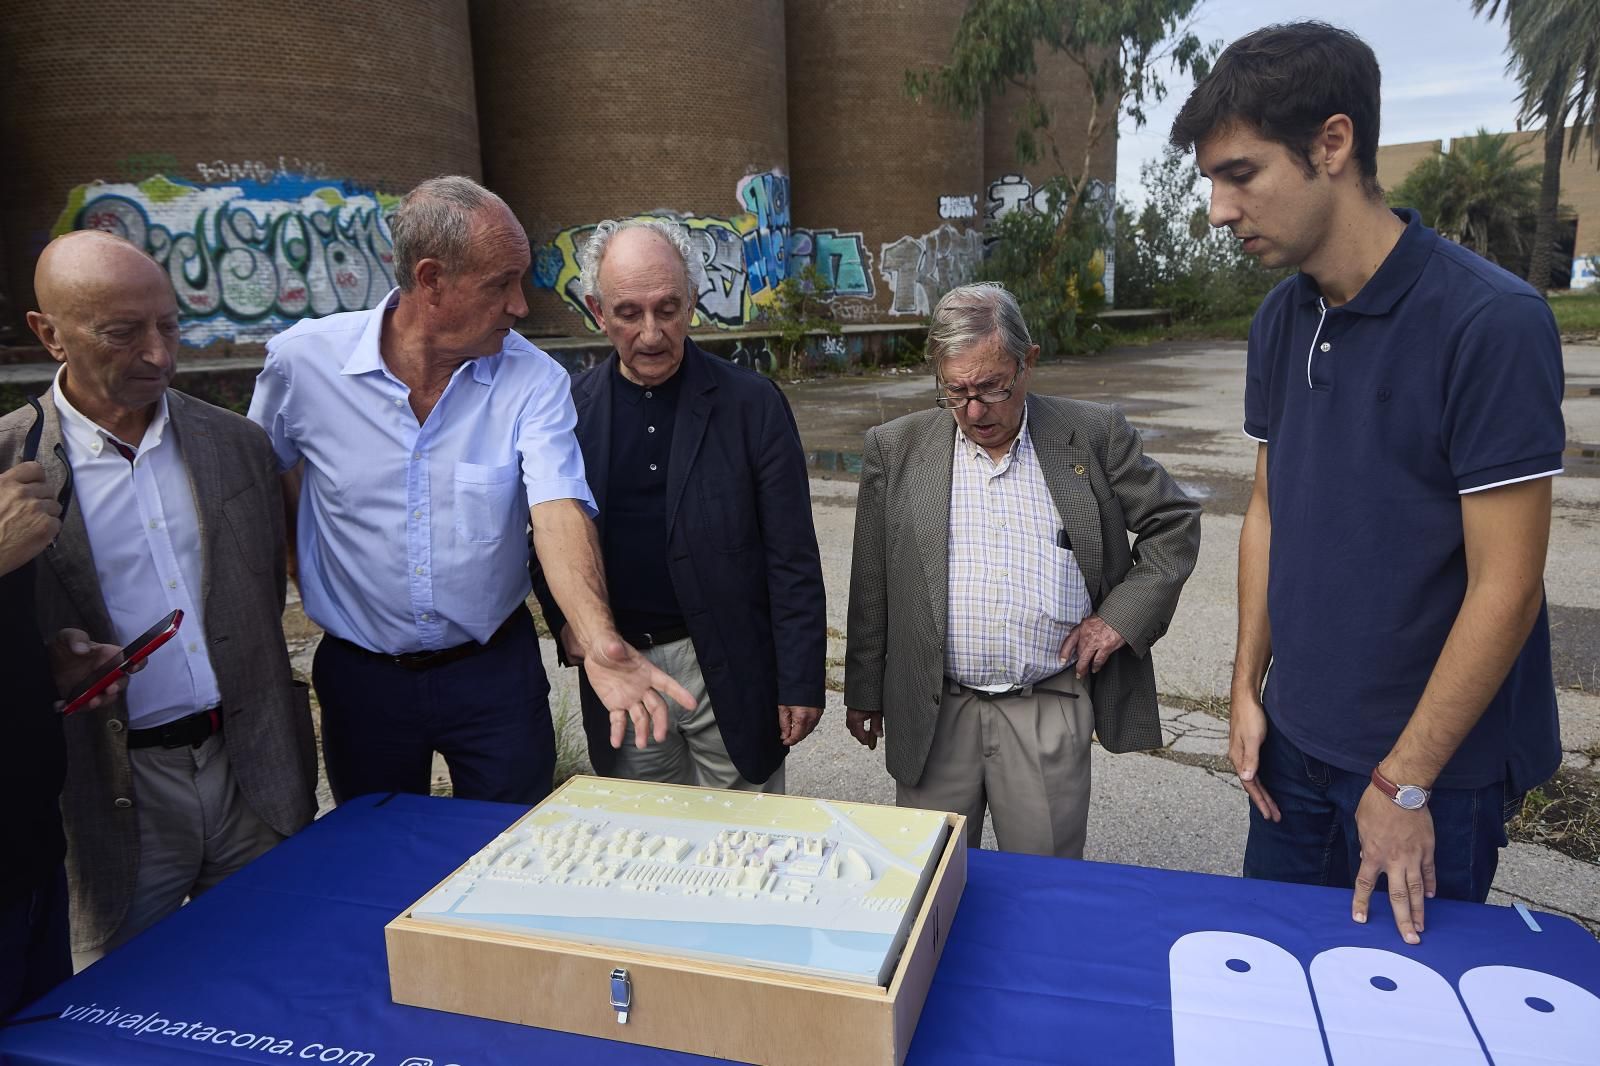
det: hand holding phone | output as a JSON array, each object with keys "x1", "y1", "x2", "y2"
[{"x1": 58, "y1": 609, "x2": 183, "y2": 716}]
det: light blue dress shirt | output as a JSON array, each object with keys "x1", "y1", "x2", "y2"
[{"x1": 249, "y1": 289, "x2": 595, "y2": 654}]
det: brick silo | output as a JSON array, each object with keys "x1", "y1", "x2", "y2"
[
  {"x1": 785, "y1": 0, "x2": 983, "y2": 323},
  {"x1": 0, "y1": 0, "x2": 481, "y2": 348},
  {"x1": 471, "y1": 0, "x2": 790, "y2": 338},
  {"x1": 983, "y1": 46, "x2": 1119, "y2": 304}
]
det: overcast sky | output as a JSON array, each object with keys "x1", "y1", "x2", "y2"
[{"x1": 1117, "y1": 0, "x2": 1527, "y2": 208}]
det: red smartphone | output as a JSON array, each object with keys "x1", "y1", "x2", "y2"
[{"x1": 60, "y1": 609, "x2": 183, "y2": 716}]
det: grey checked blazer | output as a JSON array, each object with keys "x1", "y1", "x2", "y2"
[
  {"x1": 0, "y1": 389, "x2": 316, "y2": 952},
  {"x1": 844, "y1": 394, "x2": 1202, "y2": 787}
]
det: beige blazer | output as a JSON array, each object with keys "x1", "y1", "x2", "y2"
[
  {"x1": 844, "y1": 394, "x2": 1202, "y2": 787},
  {"x1": 0, "y1": 388, "x2": 316, "y2": 951}
]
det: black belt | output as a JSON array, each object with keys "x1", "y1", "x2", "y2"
[
  {"x1": 620, "y1": 623, "x2": 691, "y2": 650},
  {"x1": 330, "y1": 610, "x2": 523, "y2": 672},
  {"x1": 127, "y1": 707, "x2": 223, "y2": 750}
]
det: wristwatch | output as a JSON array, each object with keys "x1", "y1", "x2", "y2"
[{"x1": 1371, "y1": 766, "x2": 1430, "y2": 811}]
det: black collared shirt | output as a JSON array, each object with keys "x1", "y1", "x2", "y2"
[{"x1": 603, "y1": 362, "x2": 685, "y2": 634}]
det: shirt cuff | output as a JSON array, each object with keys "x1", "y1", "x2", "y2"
[
  {"x1": 1457, "y1": 455, "x2": 1564, "y2": 494},
  {"x1": 526, "y1": 478, "x2": 598, "y2": 517},
  {"x1": 1242, "y1": 421, "x2": 1268, "y2": 443}
]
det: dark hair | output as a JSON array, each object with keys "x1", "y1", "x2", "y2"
[{"x1": 1169, "y1": 21, "x2": 1383, "y2": 196}]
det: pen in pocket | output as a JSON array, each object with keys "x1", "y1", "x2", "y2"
[{"x1": 1057, "y1": 528, "x2": 1072, "y2": 550}]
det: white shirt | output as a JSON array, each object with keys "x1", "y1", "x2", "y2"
[
  {"x1": 249, "y1": 289, "x2": 594, "y2": 654},
  {"x1": 944, "y1": 409, "x2": 1091, "y2": 688},
  {"x1": 53, "y1": 370, "x2": 221, "y2": 728}
]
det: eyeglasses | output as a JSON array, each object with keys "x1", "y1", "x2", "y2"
[
  {"x1": 934, "y1": 370, "x2": 1022, "y2": 410},
  {"x1": 23, "y1": 396, "x2": 74, "y2": 527}
]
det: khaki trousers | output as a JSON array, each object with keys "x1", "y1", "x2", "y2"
[
  {"x1": 897, "y1": 670, "x2": 1093, "y2": 859},
  {"x1": 609, "y1": 637, "x2": 785, "y2": 794},
  {"x1": 73, "y1": 732, "x2": 281, "y2": 970}
]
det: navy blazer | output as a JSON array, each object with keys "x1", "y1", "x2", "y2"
[{"x1": 533, "y1": 340, "x2": 826, "y2": 783}]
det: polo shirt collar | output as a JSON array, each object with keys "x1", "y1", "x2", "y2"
[
  {"x1": 1295, "y1": 208, "x2": 1434, "y2": 315},
  {"x1": 340, "y1": 287, "x2": 504, "y2": 386}
]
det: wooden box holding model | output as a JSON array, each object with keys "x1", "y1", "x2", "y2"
[{"x1": 386, "y1": 775, "x2": 967, "y2": 1065}]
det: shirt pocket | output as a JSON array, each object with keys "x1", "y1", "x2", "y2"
[
  {"x1": 453, "y1": 461, "x2": 522, "y2": 545},
  {"x1": 1042, "y1": 544, "x2": 1090, "y2": 625}
]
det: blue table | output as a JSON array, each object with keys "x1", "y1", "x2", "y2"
[{"x1": 2, "y1": 794, "x2": 1595, "y2": 1064}]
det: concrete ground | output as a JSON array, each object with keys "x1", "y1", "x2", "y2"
[{"x1": 283, "y1": 338, "x2": 1600, "y2": 934}]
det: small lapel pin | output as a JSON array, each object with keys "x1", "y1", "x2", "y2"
[{"x1": 1073, "y1": 464, "x2": 1086, "y2": 476}]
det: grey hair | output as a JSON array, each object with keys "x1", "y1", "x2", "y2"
[
  {"x1": 577, "y1": 218, "x2": 696, "y2": 305},
  {"x1": 926, "y1": 282, "x2": 1033, "y2": 369},
  {"x1": 389, "y1": 176, "x2": 511, "y2": 292}
]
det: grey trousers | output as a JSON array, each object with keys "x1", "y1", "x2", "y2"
[
  {"x1": 897, "y1": 670, "x2": 1093, "y2": 859},
  {"x1": 609, "y1": 637, "x2": 785, "y2": 794},
  {"x1": 73, "y1": 732, "x2": 281, "y2": 969}
]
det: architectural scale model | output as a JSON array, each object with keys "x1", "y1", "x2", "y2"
[{"x1": 409, "y1": 777, "x2": 952, "y2": 985}]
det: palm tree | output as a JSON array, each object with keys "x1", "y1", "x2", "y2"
[
  {"x1": 1391, "y1": 130, "x2": 1541, "y2": 268},
  {"x1": 1472, "y1": 0, "x2": 1600, "y2": 291}
]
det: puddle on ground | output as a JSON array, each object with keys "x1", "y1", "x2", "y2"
[
  {"x1": 808, "y1": 450, "x2": 863, "y2": 474},
  {"x1": 1175, "y1": 480, "x2": 1214, "y2": 501}
]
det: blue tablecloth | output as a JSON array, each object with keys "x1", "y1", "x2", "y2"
[{"x1": 2, "y1": 793, "x2": 1595, "y2": 1064}]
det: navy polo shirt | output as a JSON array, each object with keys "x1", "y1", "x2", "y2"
[
  {"x1": 602, "y1": 362, "x2": 685, "y2": 635},
  {"x1": 1245, "y1": 209, "x2": 1565, "y2": 792}
]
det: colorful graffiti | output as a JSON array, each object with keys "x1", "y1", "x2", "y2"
[
  {"x1": 735, "y1": 171, "x2": 791, "y2": 303},
  {"x1": 54, "y1": 174, "x2": 400, "y2": 346},
  {"x1": 534, "y1": 214, "x2": 753, "y2": 332},
  {"x1": 879, "y1": 225, "x2": 983, "y2": 316},
  {"x1": 789, "y1": 228, "x2": 873, "y2": 299},
  {"x1": 532, "y1": 170, "x2": 875, "y2": 331}
]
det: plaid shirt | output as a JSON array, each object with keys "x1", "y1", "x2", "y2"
[{"x1": 944, "y1": 409, "x2": 1090, "y2": 687}]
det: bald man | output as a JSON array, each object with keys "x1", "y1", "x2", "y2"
[
  {"x1": 531, "y1": 220, "x2": 825, "y2": 792},
  {"x1": 0, "y1": 231, "x2": 316, "y2": 967}
]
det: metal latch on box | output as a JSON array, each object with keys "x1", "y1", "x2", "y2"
[{"x1": 609, "y1": 967, "x2": 631, "y2": 1024}]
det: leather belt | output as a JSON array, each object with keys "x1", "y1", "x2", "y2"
[
  {"x1": 621, "y1": 623, "x2": 691, "y2": 650},
  {"x1": 330, "y1": 611, "x2": 523, "y2": 672},
  {"x1": 127, "y1": 707, "x2": 223, "y2": 750}
]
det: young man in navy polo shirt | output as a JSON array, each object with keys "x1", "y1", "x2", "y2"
[{"x1": 1170, "y1": 22, "x2": 1565, "y2": 944}]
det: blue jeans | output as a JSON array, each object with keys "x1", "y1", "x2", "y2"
[{"x1": 1242, "y1": 721, "x2": 1517, "y2": 902}]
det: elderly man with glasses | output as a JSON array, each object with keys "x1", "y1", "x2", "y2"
[{"x1": 844, "y1": 282, "x2": 1201, "y2": 858}]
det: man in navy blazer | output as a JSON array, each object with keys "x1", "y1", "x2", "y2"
[{"x1": 533, "y1": 219, "x2": 826, "y2": 791}]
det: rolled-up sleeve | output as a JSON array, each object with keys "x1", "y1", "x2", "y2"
[{"x1": 516, "y1": 363, "x2": 596, "y2": 515}]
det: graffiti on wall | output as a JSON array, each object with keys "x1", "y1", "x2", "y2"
[
  {"x1": 735, "y1": 171, "x2": 791, "y2": 304},
  {"x1": 789, "y1": 228, "x2": 873, "y2": 298},
  {"x1": 983, "y1": 173, "x2": 1116, "y2": 304},
  {"x1": 54, "y1": 174, "x2": 400, "y2": 345},
  {"x1": 532, "y1": 170, "x2": 876, "y2": 331},
  {"x1": 938, "y1": 194, "x2": 978, "y2": 220},
  {"x1": 879, "y1": 224, "x2": 983, "y2": 316},
  {"x1": 194, "y1": 156, "x2": 332, "y2": 184}
]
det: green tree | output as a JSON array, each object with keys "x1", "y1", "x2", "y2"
[
  {"x1": 1390, "y1": 130, "x2": 1541, "y2": 269},
  {"x1": 907, "y1": 0, "x2": 1215, "y2": 352},
  {"x1": 1473, "y1": 0, "x2": 1600, "y2": 290},
  {"x1": 1114, "y1": 148, "x2": 1284, "y2": 320},
  {"x1": 758, "y1": 264, "x2": 841, "y2": 376}
]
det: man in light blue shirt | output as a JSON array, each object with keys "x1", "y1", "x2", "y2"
[{"x1": 249, "y1": 176, "x2": 693, "y2": 806}]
